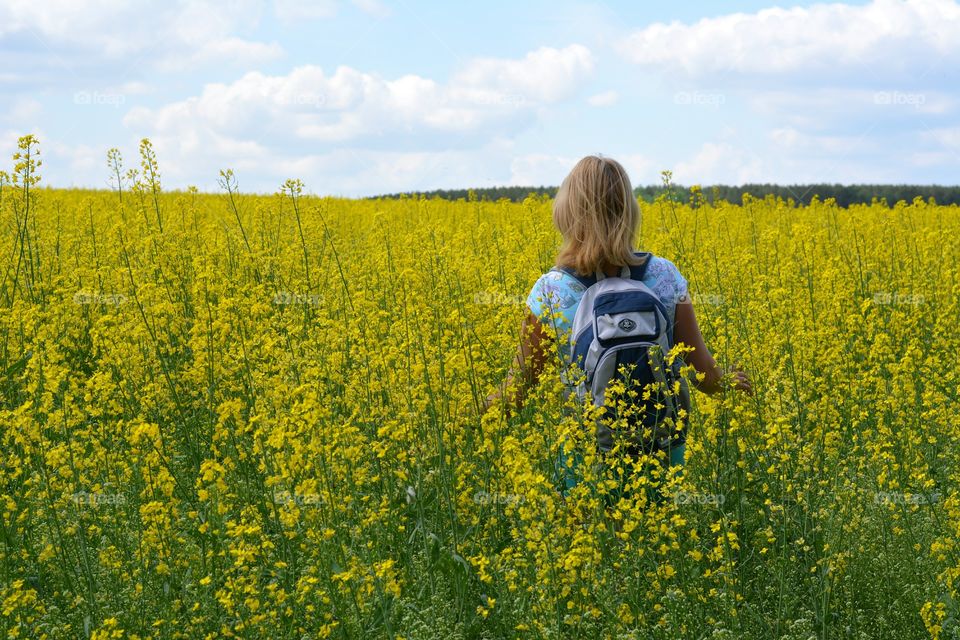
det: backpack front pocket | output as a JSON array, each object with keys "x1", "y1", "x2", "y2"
[{"x1": 593, "y1": 291, "x2": 666, "y2": 347}]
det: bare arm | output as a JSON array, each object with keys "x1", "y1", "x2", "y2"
[
  {"x1": 674, "y1": 299, "x2": 752, "y2": 395},
  {"x1": 482, "y1": 311, "x2": 553, "y2": 417}
]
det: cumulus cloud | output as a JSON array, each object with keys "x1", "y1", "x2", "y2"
[
  {"x1": 617, "y1": 154, "x2": 656, "y2": 185},
  {"x1": 452, "y1": 45, "x2": 594, "y2": 103},
  {"x1": 351, "y1": 0, "x2": 390, "y2": 19},
  {"x1": 509, "y1": 152, "x2": 653, "y2": 187},
  {"x1": 668, "y1": 132, "x2": 928, "y2": 186},
  {"x1": 6, "y1": 98, "x2": 42, "y2": 126},
  {"x1": 616, "y1": 0, "x2": 960, "y2": 82},
  {"x1": 9, "y1": 0, "x2": 957, "y2": 193},
  {"x1": 672, "y1": 142, "x2": 764, "y2": 185},
  {"x1": 117, "y1": 45, "x2": 594, "y2": 193},
  {"x1": 273, "y1": 0, "x2": 389, "y2": 22},
  {"x1": 124, "y1": 44, "x2": 594, "y2": 147},
  {"x1": 273, "y1": 0, "x2": 338, "y2": 23},
  {"x1": 0, "y1": 127, "x2": 103, "y2": 188},
  {"x1": 509, "y1": 154, "x2": 580, "y2": 186},
  {"x1": 611, "y1": 1, "x2": 960, "y2": 186},
  {"x1": 768, "y1": 126, "x2": 880, "y2": 155},
  {"x1": 0, "y1": 0, "x2": 282, "y2": 73},
  {"x1": 587, "y1": 90, "x2": 619, "y2": 107}
]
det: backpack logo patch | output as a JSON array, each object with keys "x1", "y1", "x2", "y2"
[{"x1": 617, "y1": 317, "x2": 637, "y2": 332}]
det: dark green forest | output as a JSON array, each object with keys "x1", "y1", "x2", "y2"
[{"x1": 372, "y1": 183, "x2": 960, "y2": 207}]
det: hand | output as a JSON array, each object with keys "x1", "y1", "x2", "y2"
[
  {"x1": 481, "y1": 393, "x2": 495, "y2": 415},
  {"x1": 481, "y1": 390, "x2": 510, "y2": 419},
  {"x1": 723, "y1": 363, "x2": 753, "y2": 395}
]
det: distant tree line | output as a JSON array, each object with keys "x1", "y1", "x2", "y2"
[
  {"x1": 371, "y1": 183, "x2": 960, "y2": 207},
  {"x1": 369, "y1": 186, "x2": 558, "y2": 202},
  {"x1": 635, "y1": 183, "x2": 960, "y2": 207}
]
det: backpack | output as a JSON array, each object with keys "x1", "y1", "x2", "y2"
[{"x1": 552, "y1": 252, "x2": 690, "y2": 455}]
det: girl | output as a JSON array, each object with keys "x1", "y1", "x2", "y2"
[{"x1": 483, "y1": 155, "x2": 752, "y2": 484}]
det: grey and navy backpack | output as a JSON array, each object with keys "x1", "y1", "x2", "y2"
[{"x1": 553, "y1": 251, "x2": 690, "y2": 455}]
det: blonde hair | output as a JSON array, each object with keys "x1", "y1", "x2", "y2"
[{"x1": 553, "y1": 155, "x2": 643, "y2": 276}]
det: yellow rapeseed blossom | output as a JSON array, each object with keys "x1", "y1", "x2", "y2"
[{"x1": 0, "y1": 139, "x2": 957, "y2": 637}]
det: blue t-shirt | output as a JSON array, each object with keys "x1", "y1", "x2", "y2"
[{"x1": 526, "y1": 255, "x2": 689, "y2": 361}]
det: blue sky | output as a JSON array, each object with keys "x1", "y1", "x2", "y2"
[{"x1": 1, "y1": 0, "x2": 958, "y2": 195}]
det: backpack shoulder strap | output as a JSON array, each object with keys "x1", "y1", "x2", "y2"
[
  {"x1": 628, "y1": 251, "x2": 677, "y2": 346},
  {"x1": 551, "y1": 265, "x2": 597, "y2": 289},
  {"x1": 628, "y1": 251, "x2": 654, "y2": 282},
  {"x1": 552, "y1": 254, "x2": 653, "y2": 286}
]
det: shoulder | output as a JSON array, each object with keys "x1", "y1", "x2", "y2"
[
  {"x1": 533, "y1": 269, "x2": 589, "y2": 295},
  {"x1": 644, "y1": 255, "x2": 684, "y2": 279},
  {"x1": 643, "y1": 255, "x2": 688, "y2": 301},
  {"x1": 527, "y1": 269, "x2": 587, "y2": 313}
]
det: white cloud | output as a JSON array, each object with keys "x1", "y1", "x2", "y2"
[
  {"x1": 587, "y1": 90, "x2": 619, "y2": 107},
  {"x1": 104, "y1": 144, "x2": 516, "y2": 196},
  {"x1": 51, "y1": 140, "x2": 101, "y2": 177},
  {"x1": 612, "y1": 2, "x2": 960, "y2": 180},
  {"x1": 616, "y1": 154, "x2": 655, "y2": 185},
  {"x1": 2, "y1": 136, "x2": 125, "y2": 188},
  {"x1": 453, "y1": 45, "x2": 595, "y2": 103},
  {"x1": 617, "y1": 0, "x2": 960, "y2": 80},
  {"x1": 672, "y1": 142, "x2": 764, "y2": 185},
  {"x1": 351, "y1": 0, "x2": 390, "y2": 19},
  {"x1": 159, "y1": 38, "x2": 283, "y2": 72},
  {"x1": 273, "y1": 0, "x2": 389, "y2": 22},
  {"x1": 14, "y1": 1, "x2": 958, "y2": 193},
  {"x1": 667, "y1": 130, "x2": 933, "y2": 186},
  {"x1": 0, "y1": 130, "x2": 26, "y2": 169},
  {"x1": 337, "y1": 149, "x2": 502, "y2": 195},
  {"x1": 125, "y1": 44, "x2": 594, "y2": 147},
  {"x1": 116, "y1": 45, "x2": 594, "y2": 193},
  {"x1": 6, "y1": 98, "x2": 42, "y2": 126},
  {"x1": 509, "y1": 154, "x2": 579, "y2": 185},
  {"x1": 0, "y1": 128, "x2": 99, "y2": 188},
  {"x1": 769, "y1": 126, "x2": 878, "y2": 154},
  {"x1": 0, "y1": 0, "x2": 280, "y2": 73},
  {"x1": 274, "y1": 0, "x2": 338, "y2": 23},
  {"x1": 509, "y1": 151, "x2": 653, "y2": 187}
]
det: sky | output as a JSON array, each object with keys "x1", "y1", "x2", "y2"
[{"x1": 1, "y1": 0, "x2": 958, "y2": 196}]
